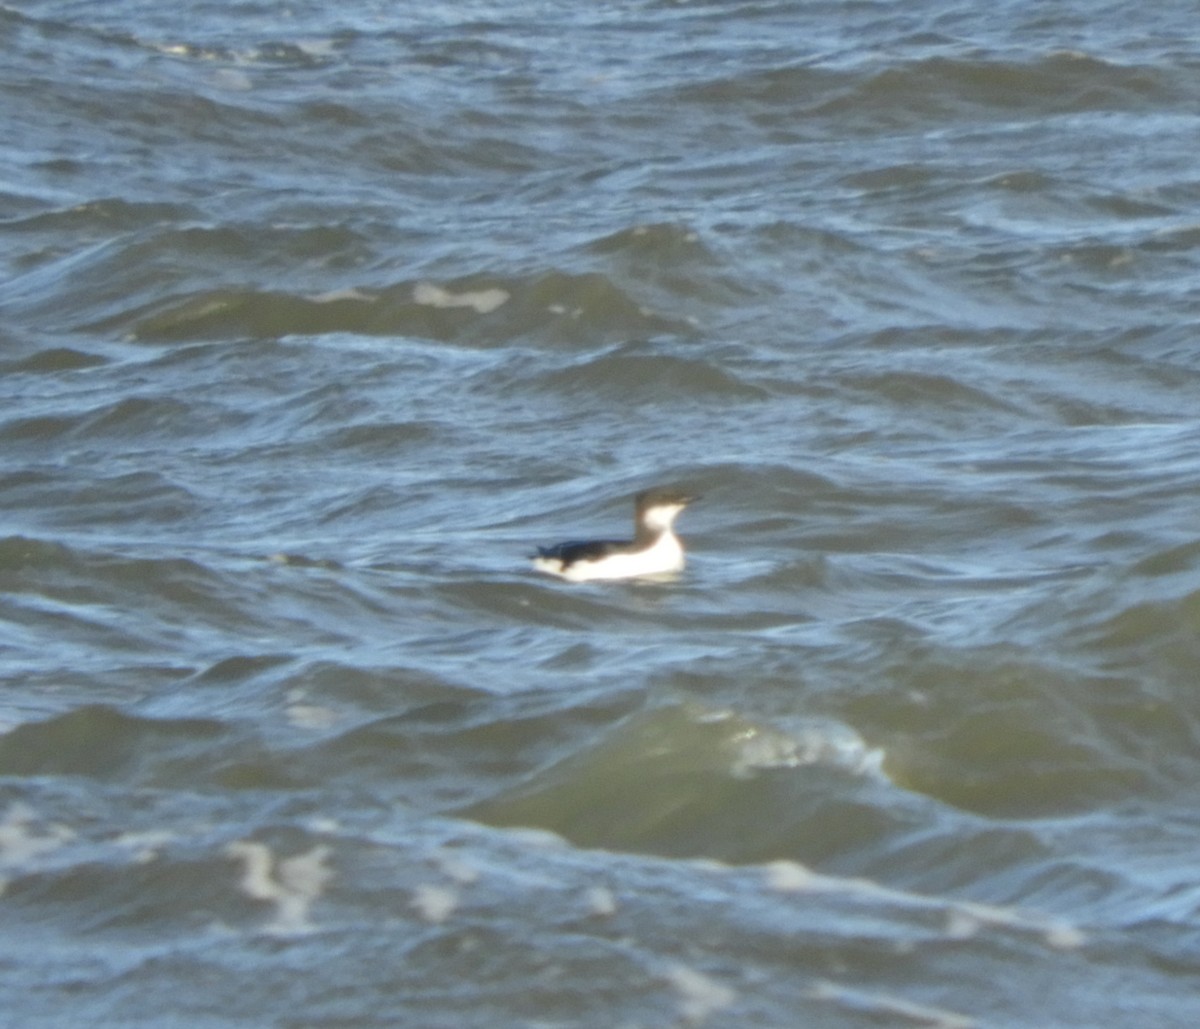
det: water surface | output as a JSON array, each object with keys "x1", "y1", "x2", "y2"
[{"x1": 3, "y1": 1, "x2": 1200, "y2": 1025}]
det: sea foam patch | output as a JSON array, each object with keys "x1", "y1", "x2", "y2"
[
  {"x1": 663, "y1": 962, "x2": 737, "y2": 1025},
  {"x1": 226, "y1": 840, "x2": 334, "y2": 935},
  {"x1": 761, "y1": 859, "x2": 1086, "y2": 951},
  {"x1": 0, "y1": 803, "x2": 74, "y2": 886},
  {"x1": 412, "y1": 282, "x2": 509, "y2": 314}
]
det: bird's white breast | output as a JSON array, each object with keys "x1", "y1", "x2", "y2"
[{"x1": 534, "y1": 531, "x2": 684, "y2": 582}]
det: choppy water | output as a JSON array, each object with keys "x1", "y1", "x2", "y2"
[{"x1": 4, "y1": 0, "x2": 1200, "y2": 1025}]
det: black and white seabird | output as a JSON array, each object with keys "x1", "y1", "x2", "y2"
[{"x1": 532, "y1": 488, "x2": 696, "y2": 582}]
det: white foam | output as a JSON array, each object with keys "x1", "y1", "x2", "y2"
[
  {"x1": 727, "y1": 717, "x2": 884, "y2": 780},
  {"x1": 113, "y1": 829, "x2": 176, "y2": 865},
  {"x1": 944, "y1": 908, "x2": 982, "y2": 940},
  {"x1": 761, "y1": 859, "x2": 1086, "y2": 951},
  {"x1": 663, "y1": 963, "x2": 737, "y2": 1024},
  {"x1": 412, "y1": 883, "x2": 459, "y2": 924},
  {"x1": 809, "y1": 981, "x2": 975, "y2": 1029},
  {"x1": 412, "y1": 282, "x2": 509, "y2": 314},
  {"x1": 225, "y1": 841, "x2": 334, "y2": 935},
  {"x1": 955, "y1": 899, "x2": 1086, "y2": 950},
  {"x1": 295, "y1": 39, "x2": 336, "y2": 58},
  {"x1": 762, "y1": 859, "x2": 817, "y2": 893},
  {"x1": 0, "y1": 803, "x2": 74, "y2": 870},
  {"x1": 286, "y1": 703, "x2": 341, "y2": 730},
  {"x1": 309, "y1": 287, "x2": 371, "y2": 303},
  {"x1": 435, "y1": 850, "x2": 480, "y2": 885},
  {"x1": 584, "y1": 885, "x2": 617, "y2": 917}
]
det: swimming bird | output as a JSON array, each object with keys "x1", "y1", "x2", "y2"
[{"x1": 531, "y1": 488, "x2": 696, "y2": 582}]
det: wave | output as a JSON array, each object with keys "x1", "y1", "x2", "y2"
[
  {"x1": 530, "y1": 347, "x2": 767, "y2": 402},
  {"x1": 461, "y1": 702, "x2": 889, "y2": 862},
  {"x1": 110, "y1": 270, "x2": 700, "y2": 345},
  {"x1": 664, "y1": 50, "x2": 1180, "y2": 124},
  {"x1": 0, "y1": 704, "x2": 228, "y2": 781}
]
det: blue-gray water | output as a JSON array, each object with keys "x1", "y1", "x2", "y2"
[{"x1": 3, "y1": 1, "x2": 1200, "y2": 1025}]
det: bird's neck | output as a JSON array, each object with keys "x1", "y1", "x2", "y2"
[{"x1": 634, "y1": 523, "x2": 674, "y2": 547}]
